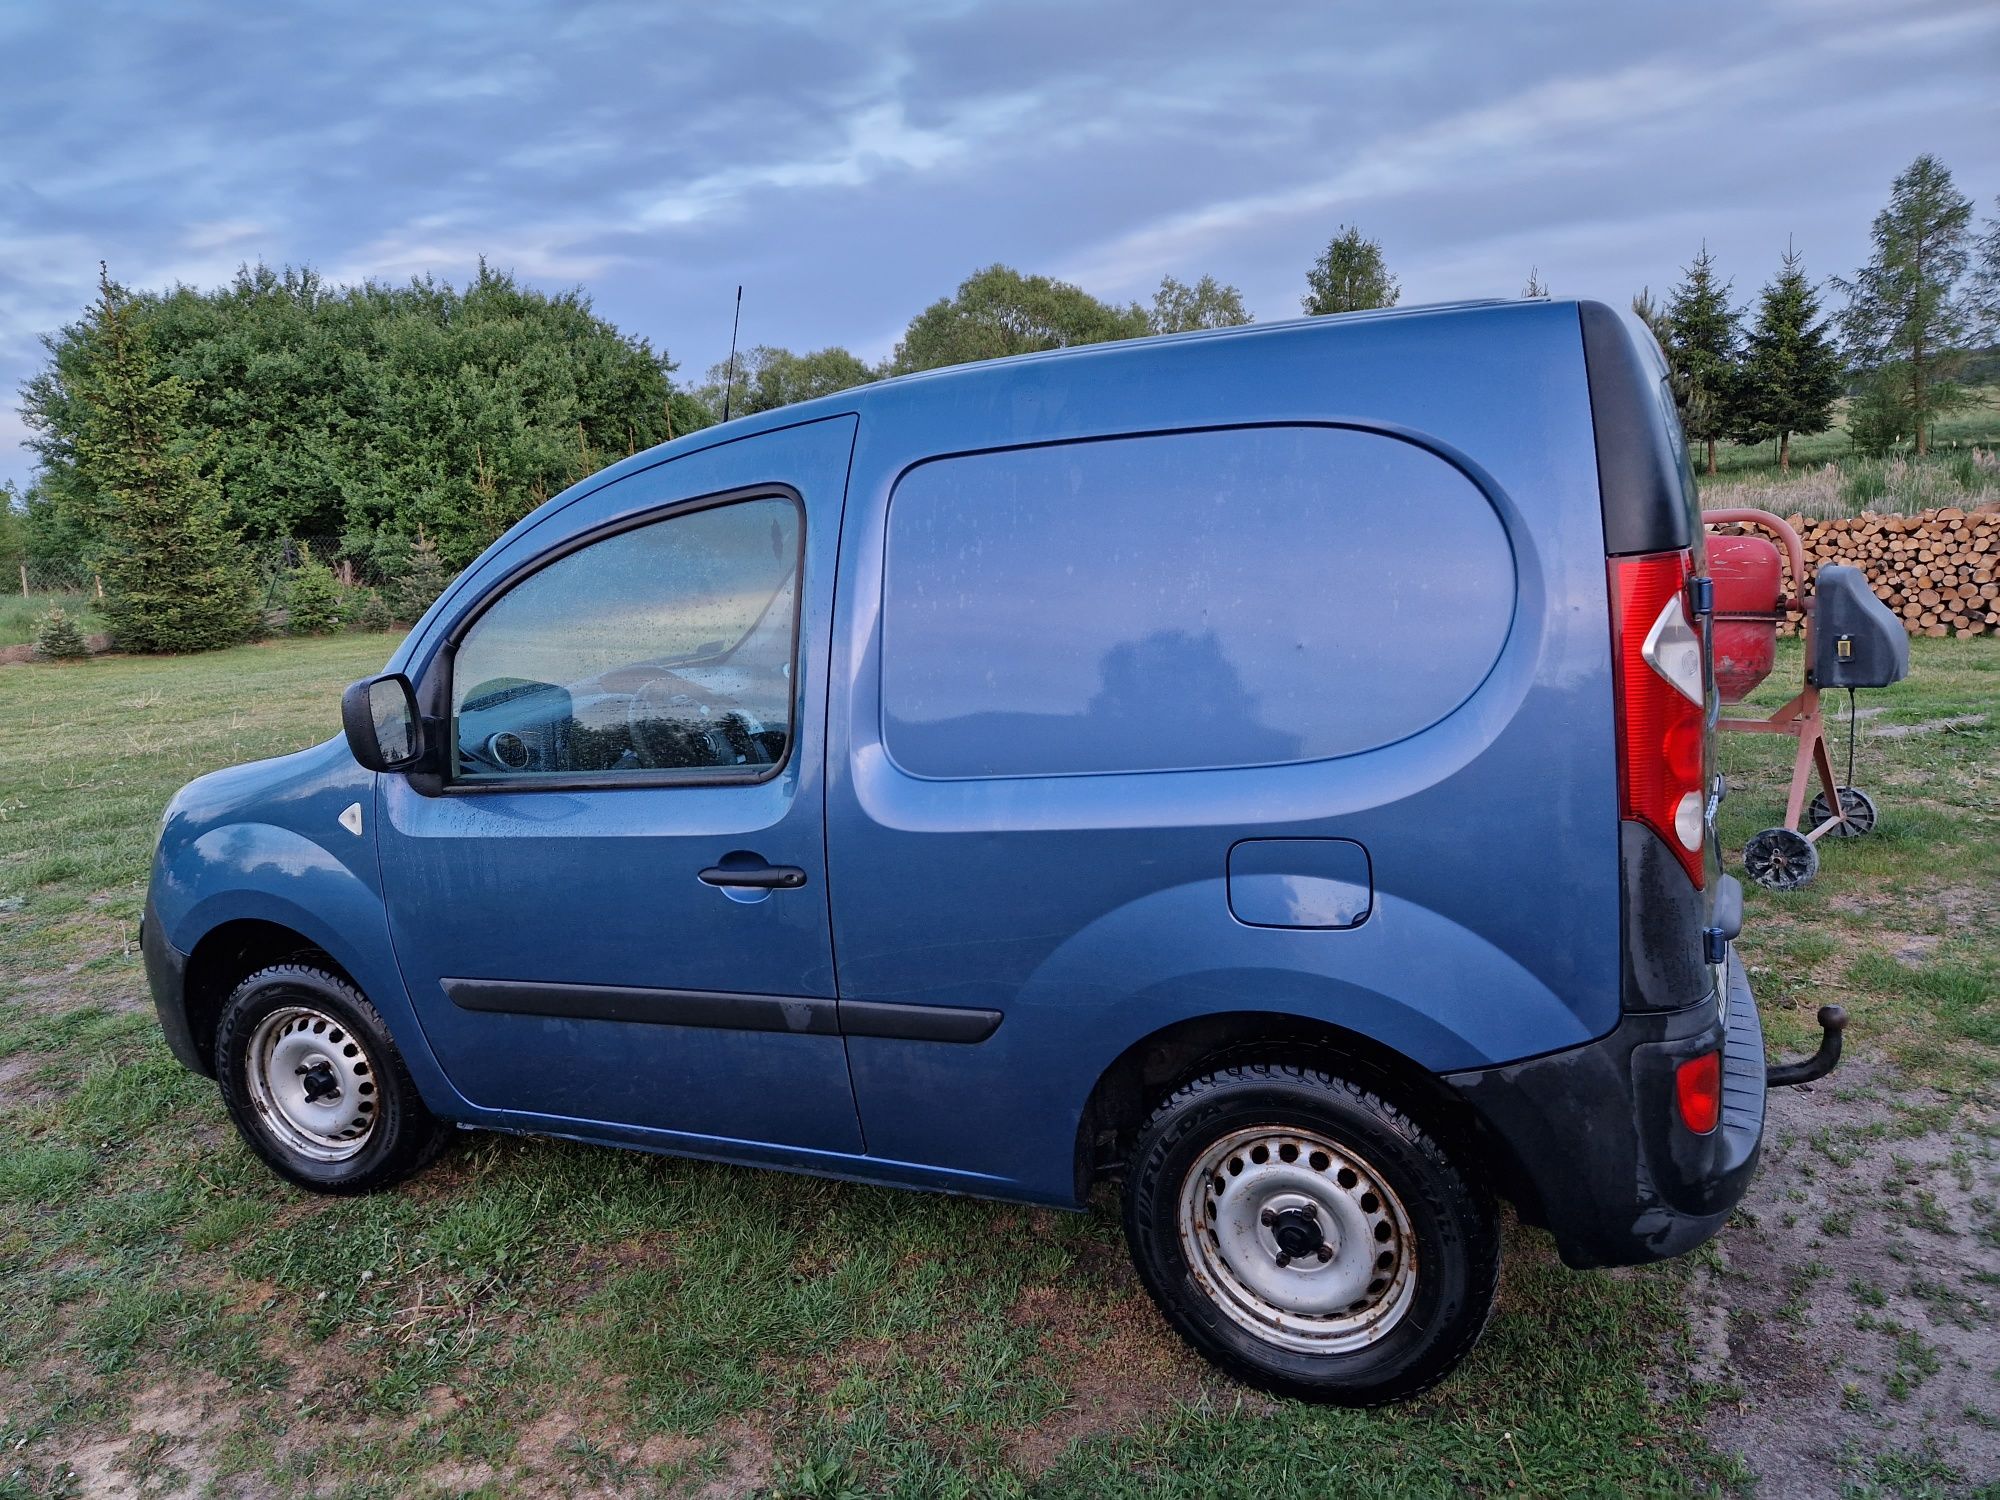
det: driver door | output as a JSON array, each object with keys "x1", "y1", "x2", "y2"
[{"x1": 378, "y1": 419, "x2": 862, "y2": 1155}]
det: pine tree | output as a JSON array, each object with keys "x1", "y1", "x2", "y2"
[
  {"x1": 1302, "y1": 227, "x2": 1399, "y2": 315},
  {"x1": 1836, "y1": 154, "x2": 1975, "y2": 457},
  {"x1": 1665, "y1": 244, "x2": 1742, "y2": 475},
  {"x1": 283, "y1": 542, "x2": 344, "y2": 635},
  {"x1": 1731, "y1": 243, "x2": 1844, "y2": 471},
  {"x1": 1966, "y1": 194, "x2": 2000, "y2": 346},
  {"x1": 32, "y1": 604, "x2": 89, "y2": 660},
  {"x1": 69, "y1": 267, "x2": 254, "y2": 652},
  {"x1": 389, "y1": 526, "x2": 449, "y2": 623}
]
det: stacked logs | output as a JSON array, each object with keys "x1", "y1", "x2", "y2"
[{"x1": 1709, "y1": 505, "x2": 2000, "y2": 638}]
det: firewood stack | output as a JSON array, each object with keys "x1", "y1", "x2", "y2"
[{"x1": 1708, "y1": 505, "x2": 2000, "y2": 638}]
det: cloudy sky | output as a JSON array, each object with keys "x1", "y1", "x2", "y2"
[{"x1": 4, "y1": 0, "x2": 1996, "y2": 492}]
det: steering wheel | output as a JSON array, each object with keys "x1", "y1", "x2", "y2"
[{"x1": 627, "y1": 674, "x2": 773, "y2": 770}]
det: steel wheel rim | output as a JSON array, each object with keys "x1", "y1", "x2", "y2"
[
  {"x1": 244, "y1": 1005, "x2": 379, "y2": 1162},
  {"x1": 1177, "y1": 1124, "x2": 1417, "y2": 1354}
]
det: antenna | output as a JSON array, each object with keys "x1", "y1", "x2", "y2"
[{"x1": 722, "y1": 285, "x2": 743, "y2": 422}]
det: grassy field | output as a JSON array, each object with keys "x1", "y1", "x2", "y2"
[
  {"x1": 1697, "y1": 385, "x2": 2000, "y2": 518},
  {"x1": 0, "y1": 593, "x2": 101, "y2": 650},
  {"x1": 1, "y1": 634, "x2": 1995, "y2": 1498}
]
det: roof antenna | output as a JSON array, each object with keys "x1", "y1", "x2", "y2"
[{"x1": 722, "y1": 285, "x2": 743, "y2": 422}]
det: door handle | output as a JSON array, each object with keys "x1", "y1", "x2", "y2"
[{"x1": 698, "y1": 864, "x2": 807, "y2": 890}]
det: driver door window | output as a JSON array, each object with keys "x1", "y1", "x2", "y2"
[{"x1": 449, "y1": 495, "x2": 801, "y2": 783}]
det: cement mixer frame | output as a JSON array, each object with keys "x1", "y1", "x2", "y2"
[{"x1": 1703, "y1": 506, "x2": 1878, "y2": 890}]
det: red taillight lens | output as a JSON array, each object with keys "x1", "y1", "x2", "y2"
[
  {"x1": 1676, "y1": 1050, "x2": 1721, "y2": 1134},
  {"x1": 1610, "y1": 550, "x2": 1707, "y2": 888}
]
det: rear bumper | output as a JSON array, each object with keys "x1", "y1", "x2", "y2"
[
  {"x1": 1442, "y1": 946, "x2": 1764, "y2": 1269},
  {"x1": 140, "y1": 893, "x2": 209, "y2": 1077}
]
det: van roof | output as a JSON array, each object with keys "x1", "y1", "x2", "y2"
[{"x1": 564, "y1": 295, "x2": 1577, "y2": 507}]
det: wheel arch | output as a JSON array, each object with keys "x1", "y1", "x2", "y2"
[
  {"x1": 1072, "y1": 1010, "x2": 1520, "y2": 1211},
  {"x1": 181, "y1": 918, "x2": 359, "y2": 1073}
]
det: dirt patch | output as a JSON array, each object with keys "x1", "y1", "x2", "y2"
[
  {"x1": 64, "y1": 1379, "x2": 230, "y2": 1497},
  {"x1": 1698, "y1": 1066, "x2": 2000, "y2": 1495},
  {"x1": 1870, "y1": 713, "x2": 1989, "y2": 739},
  {"x1": 0, "y1": 1049, "x2": 62, "y2": 1111},
  {"x1": 1001, "y1": 1265, "x2": 1216, "y2": 1476}
]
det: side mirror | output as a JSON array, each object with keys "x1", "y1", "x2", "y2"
[{"x1": 341, "y1": 674, "x2": 426, "y2": 772}]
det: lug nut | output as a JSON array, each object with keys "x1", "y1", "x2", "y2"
[
  {"x1": 1260, "y1": 1208, "x2": 1277, "y2": 1227},
  {"x1": 1274, "y1": 1251, "x2": 1291, "y2": 1267},
  {"x1": 1317, "y1": 1245, "x2": 1333, "y2": 1263}
]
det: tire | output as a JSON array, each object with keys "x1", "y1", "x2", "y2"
[
  {"x1": 1807, "y1": 786, "x2": 1876, "y2": 838},
  {"x1": 1122, "y1": 1060, "x2": 1499, "y2": 1405},
  {"x1": 1743, "y1": 826, "x2": 1819, "y2": 890},
  {"x1": 214, "y1": 963, "x2": 448, "y2": 1194}
]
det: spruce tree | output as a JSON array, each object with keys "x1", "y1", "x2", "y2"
[
  {"x1": 1302, "y1": 227, "x2": 1400, "y2": 315},
  {"x1": 1665, "y1": 244, "x2": 1742, "y2": 475},
  {"x1": 70, "y1": 268, "x2": 254, "y2": 652},
  {"x1": 1732, "y1": 243, "x2": 1844, "y2": 471},
  {"x1": 1836, "y1": 154, "x2": 1975, "y2": 457}
]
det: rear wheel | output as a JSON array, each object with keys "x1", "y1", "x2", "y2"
[
  {"x1": 1122, "y1": 1060, "x2": 1498, "y2": 1404},
  {"x1": 1807, "y1": 786, "x2": 1876, "y2": 838},
  {"x1": 1744, "y1": 826, "x2": 1819, "y2": 890},
  {"x1": 214, "y1": 963, "x2": 448, "y2": 1194}
]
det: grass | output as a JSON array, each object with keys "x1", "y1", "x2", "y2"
[
  {"x1": 0, "y1": 633, "x2": 1995, "y2": 1496},
  {"x1": 1703, "y1": 384, "x2": 2000, "y2": 481},
  {"x1": 0, "y1": 590, "x2": 102, "y2": 648}
]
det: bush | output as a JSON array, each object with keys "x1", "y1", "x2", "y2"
[
  {"x1": 32, "y1": 604, "x2": 90, "y2": 660},
  {"x1": 345, "y1": 588, "x2": 392, "y2": 633},
  {"x1": 387, "y1": 529, "x2": 449, "y2": 624},
  {"x1": 283, "y1": 545, "x2": 344, "y2": 635}
]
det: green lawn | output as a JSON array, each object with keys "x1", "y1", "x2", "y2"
[
  {"x1": 1, "y1": 635, "x2": 1995, "y2": 1498},
  {"x1": 0, "y1": 592, "x2": 101, "y2": 650}
]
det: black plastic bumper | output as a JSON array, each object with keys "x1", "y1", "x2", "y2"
[
  {"x1": 140, "y1": 894, "x2": 209, "y2": 1078},
  {"x1": 1442, "y1": 947, "x2": 1765, "y2": 1269}
]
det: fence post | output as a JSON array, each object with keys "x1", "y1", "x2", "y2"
[
  {"x1": 18, "y1": 563, "x2": 25, "y2": 599},
  {"x1": 95, "y1": 574, "x2": 105, "y2": 600}
]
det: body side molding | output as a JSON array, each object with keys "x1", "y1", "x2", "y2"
[{"x1": 442, "y1": 979, "x2": 1001, "y2": 1043}]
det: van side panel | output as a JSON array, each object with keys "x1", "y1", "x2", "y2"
[{"x1": 825, "y1": 303, "x2": 1618, "y2": 1204}]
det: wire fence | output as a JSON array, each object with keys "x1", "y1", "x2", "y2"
[{"x1": 11, "y1": 536, "x2": 355, "y2": 605}]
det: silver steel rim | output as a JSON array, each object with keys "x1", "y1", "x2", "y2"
[
  {"x1": 244, "y1": 1005, "x2": 379, "y2": 1162},
  {"x1": 1178, "y1": 1124, "x2": 1417, "y2": 1354}
]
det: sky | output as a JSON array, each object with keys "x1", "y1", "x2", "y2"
[{"x1": 3, "y1": 0, "x2": 1997, "y2": 494}]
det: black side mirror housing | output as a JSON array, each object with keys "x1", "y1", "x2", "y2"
[{"x1": 341, "y1": 673, "x2": 427, "y2": 772}]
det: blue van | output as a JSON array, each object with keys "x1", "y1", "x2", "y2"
[{"x1": 142, "y1": 300, "x2": 1842, "y2": 1403}]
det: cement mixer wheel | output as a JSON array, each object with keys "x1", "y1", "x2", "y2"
[
  {"x1": 1808, "y1": 786, "x2": 1877, "y2": 839},
  {"x1": 1744, "y1": 827, "x2": 1820, "y2": 891}
]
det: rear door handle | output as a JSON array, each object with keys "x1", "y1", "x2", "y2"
[{"x1": 698, "y1": 864, "x2": 807, "y2": 890}]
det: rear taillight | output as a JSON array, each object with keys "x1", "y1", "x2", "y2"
[
  {"x1": 1675, "y1": 1050, "x2": 1721, "y2": 1134},
  {"x1": 1611, "y1": 550, "x2": 1707, "y2": 888}
]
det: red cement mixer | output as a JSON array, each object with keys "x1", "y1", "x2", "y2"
[{"x1": 1703, "y1": 508, "x2": 1910, "y2": 890}]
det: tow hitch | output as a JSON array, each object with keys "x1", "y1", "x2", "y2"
[{"x1": 1767, "y1": 1004, "x2": 1847, "y2": 1088}]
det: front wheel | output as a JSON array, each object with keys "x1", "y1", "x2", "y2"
[
  {"x1": 1122, "y1": 1061, "x2": 1498, "y2": 1405},
  {"x1": 214, "y1": 963, "x2": 448, "y2": 1194}
]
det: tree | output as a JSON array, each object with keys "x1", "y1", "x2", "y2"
[
  {"x1": 1730, "y1": 243, "x2": 1844, "y2": 471},
  {"x1": 283, "y1": 543, "x2": 344, "y2": 635},
  {"x1": 22, "y1": 261, "x2": 708, "y2": 569},
  {"x1": 1522, "y1": 267, "x2": 1548, "y2": 298},
  {"x1": 1302, "y1": 227, "x2": 1399, "y2": 315},
  {"x1": 1835, "y1": 154, "x2": 1975, "y2": 457},
  {"x1": 1665, "y1": 244, "x2": 1742, "y2": 475},
  {"x1": 67, "y1": 267, "x2": 255, "y2": 652},
  {"x1": 1148, "y1": 275, "x2": 1253, "y2": 333},
  {"x1": 890, "y1": 266, "x2": 1149, "y2": 374},
  {"x1": 1968, "y1": 195, "x2": 2000, "y2": 345},
  {"x1": 32, "y1": 605, "x2": 89, "y2": 660},
  {"x1": 1631, "y1": 288, "x2": 1671, "y2": 348},
  {"x1": 699, "y1": 344, "x2": 877, "y2": 417},
  {"x1": 1845, "y1": 369, "x2": 1908, "y2": 458}
]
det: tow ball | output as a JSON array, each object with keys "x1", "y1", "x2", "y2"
[{"x1": 1766, "y1": 1004, "x2": 1848, "y2": 1088}]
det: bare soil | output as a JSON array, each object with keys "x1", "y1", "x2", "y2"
[{"x1": 1699, "y1": 1063, "x2": 2000, "y2": 1494}]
